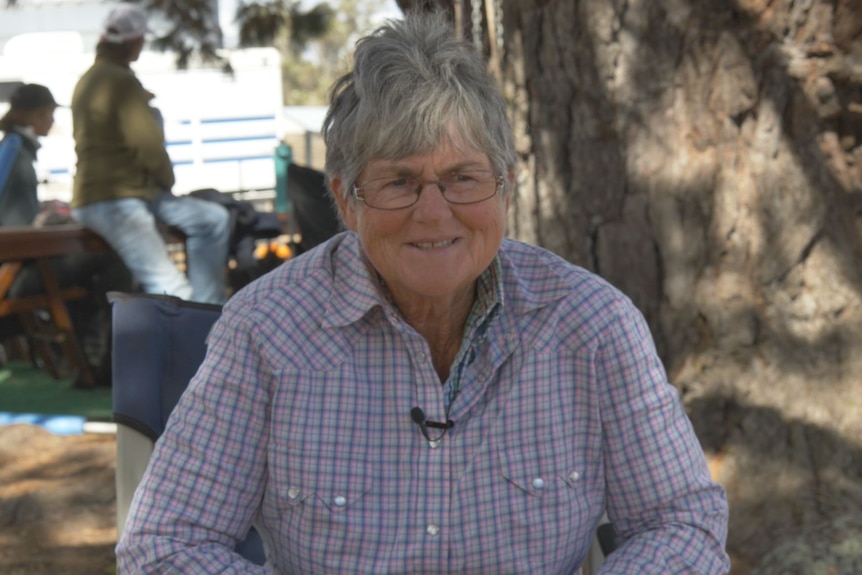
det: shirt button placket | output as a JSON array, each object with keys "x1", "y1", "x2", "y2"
[{"x1": 418, "y1": 438, "x2": 447, "y2": 548}]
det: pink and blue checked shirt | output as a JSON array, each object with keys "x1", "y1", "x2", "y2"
[{"x1": 117, "y1": 231, "x2": 730, "y2": 574}]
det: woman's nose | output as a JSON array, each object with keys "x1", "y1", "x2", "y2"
[{"x1": 412, "y1": 181, "x2": 451, "y2": 215}]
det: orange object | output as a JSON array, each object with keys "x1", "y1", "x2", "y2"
[
  {"x1": 275, "y1": 244, "x2": 292, "y2": 259},
  {"x1": 254, "y1": 243, "x2": 269, "y2": 259}
]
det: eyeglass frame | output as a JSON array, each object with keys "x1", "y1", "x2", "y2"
[{"x1": 350, "y1": 170, "x2": 505, "y2": 210}]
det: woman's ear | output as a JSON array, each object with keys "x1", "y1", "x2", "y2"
[{"x1": 331, "y1": 177, "x2": 356, "y2": 231}]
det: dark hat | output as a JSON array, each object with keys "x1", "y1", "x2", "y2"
[{"x1": 10, "y1": 84, "x2": 58, "y2": 111}]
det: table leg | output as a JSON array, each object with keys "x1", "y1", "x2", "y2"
[{"x1": 35, "y1": 259, "x2": 96, "y2": 388}]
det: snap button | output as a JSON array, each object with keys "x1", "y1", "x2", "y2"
[
  {"x1": 333, "y1": 495, "x2": 347, "y2": 507},
  {"x1": 569, "y1": 471, "x2": 580, "y2": 481},
  {"x1": 426, "y1": 524, "x2": 440, "y2": 536},
  {"x1": 532, "y1": 477, "x2": 544, "y2": 489},
  {"x1": 287, "y1": 487, "x2": 300, "y2": 500},
  {"x1": 428, "y1": 439, "x2": 441, "y2": 449}
]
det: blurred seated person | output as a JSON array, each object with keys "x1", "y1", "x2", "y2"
[
  {"x1": 117, "y1": 12, "x2": 730, "y2": 573},
  {"x1": 0, "y1": 83, "x2": 134, "y2": 386},
  {"x1": 70, "y1": 4, "x2": 229, "y2": 304}
]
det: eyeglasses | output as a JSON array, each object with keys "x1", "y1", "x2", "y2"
[{"x1": 352, "y1": 169, "x2": 503, "y2": 210}]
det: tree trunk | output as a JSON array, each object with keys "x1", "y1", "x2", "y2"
[{"x1": 500, "y1": 0, "x2": 862, "y2": 571}]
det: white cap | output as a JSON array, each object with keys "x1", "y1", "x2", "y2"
[{"x1": 101, "y1": 4, "x2": 150, "y2": 43}]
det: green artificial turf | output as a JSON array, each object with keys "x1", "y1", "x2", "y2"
[{"x1": 0, "y1": 361, "x2": 112, "y2": 421}]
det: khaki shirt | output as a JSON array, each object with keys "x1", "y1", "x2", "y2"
[{"x1": 71, "y1": 55, "x2": 174, "y2": 207}]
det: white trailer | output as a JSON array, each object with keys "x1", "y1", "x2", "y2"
[{"x1": 0, "y1": 30, "x2": 285, "y2": 203}]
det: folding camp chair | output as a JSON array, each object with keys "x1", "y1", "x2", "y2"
[
  {"x1": 109, "y1": 292, "x2": 265, "y2": 564},
  {"x1": 110, "y1": 291, "x2": 616, "y2": 570},
  {"x1": 583, "y1": 515, "x2": 617, "y2": 573}
]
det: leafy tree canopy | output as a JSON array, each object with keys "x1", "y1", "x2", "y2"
[{"x1": 4, "y1": 0, "x2": 337, "y2": 69}]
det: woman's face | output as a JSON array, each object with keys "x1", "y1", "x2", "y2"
[
  {"x1": 333, "y1": 140, "x2": 509, "y2": 306},
  {"x1": 31, "y1": 105, "x2": 57, "y2": 137}
]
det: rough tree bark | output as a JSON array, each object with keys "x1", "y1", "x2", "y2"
[{"x1": 497, "y1": 0, "x2": 862, "y2": 572}]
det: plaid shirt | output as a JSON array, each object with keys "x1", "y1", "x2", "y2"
[{"x1": 118, "y1": 232, "x2": 729, "y2": 574}]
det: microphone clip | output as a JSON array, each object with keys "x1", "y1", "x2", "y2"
[{"x1": 411, "y1": 407, "x2": 454, "y2": 442}]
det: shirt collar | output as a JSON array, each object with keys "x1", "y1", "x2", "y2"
[
  {"x1": 321, "y1": 232, "x2": 389, "y2": 328},
  {"x1": 11, "y1": 126, "x2": 40, "y2": 150},
  {"x1": 466, "y1": 254, "x2": 503, "y2": 334},
  {"x1": 495, "y1": 238, "x2": 573, "y2": 315}
]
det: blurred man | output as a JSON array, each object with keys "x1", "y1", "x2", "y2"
[{"x1": 70, "y1": 4, "x2": 229, "y2": 304}]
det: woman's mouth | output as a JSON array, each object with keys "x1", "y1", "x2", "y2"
[{"x1": 412, "y1": 238, "x2": 456, "y2": 250}]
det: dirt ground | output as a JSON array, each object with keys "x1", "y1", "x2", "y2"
[{"x1": 0, "y1": 425, "x2": 117, "y2": 575}]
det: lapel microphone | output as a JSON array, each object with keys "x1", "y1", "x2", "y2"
[{"x1": 410, "y1": 407, "x2": 454, "y2": 442}]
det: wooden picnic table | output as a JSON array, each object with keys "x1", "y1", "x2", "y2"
[{"x1": 0, "y1": 225, "x2": 112, "y2": 387}]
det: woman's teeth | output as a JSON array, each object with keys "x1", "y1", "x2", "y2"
[{"x1": 414, "y1": 239, "x2": 454, "y2": 249}]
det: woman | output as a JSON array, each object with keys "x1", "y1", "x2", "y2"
[
  {"x1": 0, "y1": 83, "x2": 133, "y2": 386},
  {"x1": 0, "y1": 83, "x2": 58, "y2": 226},
  {"x1": 118, "y1": 12, "x2": 730, "y2": 573}
]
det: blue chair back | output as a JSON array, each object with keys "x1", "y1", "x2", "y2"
[{"x1": 109, "y1": 292, "x2": 265, "y2": 565}]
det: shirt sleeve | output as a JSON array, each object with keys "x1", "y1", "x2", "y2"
[
  {"x1": 115, "y1": 76, "x2": 176, "y2": 191},
  {"x1": 115, "y1": 305, "x2": 274, "y2": 574},
  {"x1": 594, "y1": 296, "x2": 730, "y2": 574},
  {"x1": 0, "y1": 136, "x2": 40, "y2": 226}
]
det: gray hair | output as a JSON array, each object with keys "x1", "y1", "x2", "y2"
[{"x1": 322, "y1": 11, "x2": 516, "y2": 200}]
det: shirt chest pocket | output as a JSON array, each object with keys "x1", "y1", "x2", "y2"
[
  {"x1": 266, "y1": 367, "x2": 377, "y2": 517},
  {"x1": 272, "y1": 445, "x2": 374, "y2": 513},
  {"x1": 278, "y1": 473, "x2": 372, "y2": 512},
  {"x1": 267, "y1": 444, "x2": 376, "y2": 565},
  {"x1": 494, "y1": 442, "x2": 599, "y2": 560},
  {"x1": 499, "y1": 446, "x2": 584, "y2": 499}
]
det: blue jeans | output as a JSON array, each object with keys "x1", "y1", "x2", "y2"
[{"x1": 73, "y1": 195, "x2": 229, "y2": 304}]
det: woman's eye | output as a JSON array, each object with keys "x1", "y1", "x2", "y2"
[
  {"x1": 451, "y1": 173, "x2": 482, "y2": 185},
  {"x1": 385, "y1": 178, "x2": 412, "y2": 189}
]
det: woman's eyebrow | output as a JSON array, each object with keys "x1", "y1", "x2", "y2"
[
  {"x1": 439, "y1": 161, "x2": 489, "y2": 173},
  {"x1": 375, "y1": 160, "x2": 489, "y2": 176}
]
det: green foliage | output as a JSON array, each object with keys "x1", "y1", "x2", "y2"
[
  {"x1": 289, "y1": 4, "x2": 335, "y2": 52},
  {"x1": 279, "y1": 0, "x2": 392, "y2": 105},
  {"x1": 140, "y1": 0, "x2": 388, "y2": 103},
  {"x1": 141, "y1": 0, "x2": 225, "y2": 68},
  {"x1": 237, "y1": 0, "x2": 298, "y2": 47},
  {"x1": 132, "y1": 0, "x2": 337, "y2": 69},
  {"x1": 1, "y1": 0, "x2": 394, "y2": 101}
]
